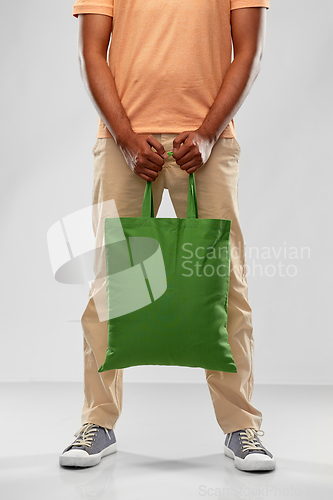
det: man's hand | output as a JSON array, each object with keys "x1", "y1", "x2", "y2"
[
  {"x1": 118, "y1": 132, "x2": 168, "y2": 182},
  {"x1": 172, "y1": 130, "x2": 216, "y2": 174}
]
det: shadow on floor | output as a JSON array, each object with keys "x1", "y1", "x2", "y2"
[{"x1": 1, "y1": 451, "x2": 332, "y2": 500}]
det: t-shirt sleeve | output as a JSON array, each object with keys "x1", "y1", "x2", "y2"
[
  {"x1": 72, "y1": 0, "x2": 114, "y2": 18},
  {"x1": 230, "y1": 0, "x2": 269, "y2": 10}
]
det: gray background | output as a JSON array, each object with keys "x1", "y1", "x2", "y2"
[{"x1": 1, "y1": 1, "x2": 332, "y2": 385}]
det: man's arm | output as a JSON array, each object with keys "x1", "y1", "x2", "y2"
[
  {"x1": 77, "y1": 14, "x2": 167, "y2": 182},
  {"x1": 173, "y1": 7, "x2": 267, "y2": 173}
]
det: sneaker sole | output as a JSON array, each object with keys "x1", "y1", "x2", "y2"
[
  {"x1": 59, "y1": 442, "x2": 117, "y2": 468},
  {"x1": 224, "y1": 445, "x2": 276, "y2": 471}
]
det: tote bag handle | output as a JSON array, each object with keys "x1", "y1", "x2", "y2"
[{"x1": 141, "y1": 172, "x2": 198, "y2": 219}]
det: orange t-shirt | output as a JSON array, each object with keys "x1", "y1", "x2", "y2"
[{"x1": 72, "y1": 0, "x2": 269, "y2": 139}]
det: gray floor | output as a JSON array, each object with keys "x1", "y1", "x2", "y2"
[{"x1": 1, "y1": 382, "x2": 332, "y2": 499}]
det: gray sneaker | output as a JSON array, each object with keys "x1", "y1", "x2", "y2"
[
  {"x1": 59, "y1": 422, "x2": 117, "y2": 468},
  {"x1": 224, "y1": 428, "x2": 276, "y2": 471}
]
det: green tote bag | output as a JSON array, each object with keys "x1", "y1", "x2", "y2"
[{"x1": 98, "y1": 172, "x2": 237, "y2": 373}]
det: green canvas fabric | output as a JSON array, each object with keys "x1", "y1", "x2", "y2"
[{"x1": 98, "y1": 173, "x2": 237, "y2": 373}]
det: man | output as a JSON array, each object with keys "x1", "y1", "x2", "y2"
[{"x1": 59, "y1": 0, "x2": 275, "y2": 472}]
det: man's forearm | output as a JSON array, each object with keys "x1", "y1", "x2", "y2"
[
  {"x1": 198, "y1": 51, "x2": 262, "y2": 143},
  {"x1": 79, "y1": 52, "x2": 134, "y2": 145}
]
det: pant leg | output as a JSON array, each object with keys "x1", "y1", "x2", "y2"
[
  {"x1": 160, "y1": 134, "x2": 263, "y2": 434},
  {"x1": 81, "y1": 136, "x2": 165, "y2": 429}
]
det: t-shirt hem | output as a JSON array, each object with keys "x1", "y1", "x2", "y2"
[
  {"x1": 230, "y1": 0, "x2": 269, "y2": 10},
  {"x1": 95, "y1": 126, "x2": 236, "y2": 140},
  {"x1": 72, "y1": 5, "x2": 114, "y2": 18}
]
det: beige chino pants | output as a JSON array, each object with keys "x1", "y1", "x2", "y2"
[{"x1": 80, "y1": 133, "x2": 262, "y2": 434}]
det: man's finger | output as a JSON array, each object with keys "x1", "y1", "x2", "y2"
[
  {"x1": 173, "y1": 138, "x2": 193, "y2": 160},
  {"x1": 177, "y1": 150, "x2": 195, "y2": 167},
  {"x1": 137, "y1": 157, "x2": 163, "y2": 171},
  {"x1": 140, "y1": 166, "x2": 160, "y2": 180},
  {"x1": 173, "y1": 131, "x2": 190, "y2": 154},
  {"x1": 147, "y1": 135, "x2": 168, "y2": 159},
  {"x1": 138, "y1": 171, "x2": 158, "y2": 182}
]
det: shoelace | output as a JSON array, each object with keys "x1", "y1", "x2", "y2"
[
  {"x1": 239, "y1": 428, "x2": 266, "y2": 453},
  {"x1": 72, "y1": 423, "x2": 100, "y2": 448}
]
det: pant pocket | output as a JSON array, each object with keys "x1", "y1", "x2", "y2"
[
  {"x1": 92, "y1": 138, "x2": 101, "y2": 155},
  {"x1": 232, "y1": 137, "x2": 241, "y2": 156}
]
